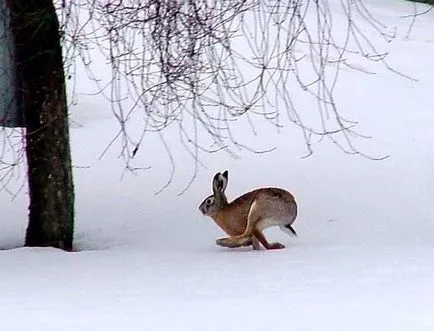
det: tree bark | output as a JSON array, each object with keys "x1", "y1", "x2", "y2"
[{"x1": 9, "y1": 0, "x2": 74, "y2": 250}]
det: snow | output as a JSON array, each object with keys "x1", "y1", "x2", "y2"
[{"x1": 1, "y1": 0, "x2": 434, "y2": 330}]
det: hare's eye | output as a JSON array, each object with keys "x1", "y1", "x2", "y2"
[{"x1": 206, "y1": 198, "x2": 213, "y2": 205}]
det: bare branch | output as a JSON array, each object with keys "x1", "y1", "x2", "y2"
[{"x1": 53, "y1": 0, "x2": 410, "y2": 190}]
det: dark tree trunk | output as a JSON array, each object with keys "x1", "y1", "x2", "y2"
[{"x1": 9, "y1": 1, "x2": 74, "y2": 250}]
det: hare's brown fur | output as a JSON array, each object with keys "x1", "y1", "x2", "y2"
[{"x1": 199, "y1": 171, "x2": 298, "y2": 250}]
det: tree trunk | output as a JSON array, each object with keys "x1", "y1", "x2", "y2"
[{"x1": 9, "y1": 1, "x2": 74, "y2": 250}]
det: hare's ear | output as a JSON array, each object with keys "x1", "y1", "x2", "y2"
[
  {"x1": 212, "y1": 171, "x2": 229, "y2": 194},
  {"x1": 222, "y1": 170, "x2": 228, "y2": 181}
]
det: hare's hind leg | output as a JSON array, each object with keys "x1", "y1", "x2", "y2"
[
  {"x1": 217, "y1": 201, "x2": 284, "y2": 250},
  {"x1": 252, "y1": 236, "x2": 261, "y2": 250},
  {"x1": 216, "y1": 201, "x2": 261, "y2": 248},
  {"x1": 253, "y1": 228, "x2": 285, "y2": 250}
]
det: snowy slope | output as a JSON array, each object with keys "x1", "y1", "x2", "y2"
[{"x1": 1, "y1": 0, "x2": 434, "y2": 330}]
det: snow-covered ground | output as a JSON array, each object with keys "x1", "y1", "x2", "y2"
[{"x1": 1, "y1": 0, "x2": 434, "y2": 330}]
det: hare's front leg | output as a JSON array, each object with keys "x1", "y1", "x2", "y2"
[
  {"x1": 216, "y1": 231, "x2": 283, "y2": 250},
  {"x1": 216, "y1": 235, "x2": 261, "y2": 250},
  {"x1": 216, "y1": 236, "x2": 254, "y2": 248}
]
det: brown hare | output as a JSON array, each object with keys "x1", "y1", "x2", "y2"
[{"x1": 199, "y1": 170, "x2": 298, "y2": 250}]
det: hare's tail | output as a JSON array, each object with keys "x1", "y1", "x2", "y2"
[{"x1": 280, "y1": 223, "x2": 297, "y2": 236}]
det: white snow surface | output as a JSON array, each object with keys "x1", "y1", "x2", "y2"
[{"x1": 1, "y1": 1, "x2": 434, "y2": 330}]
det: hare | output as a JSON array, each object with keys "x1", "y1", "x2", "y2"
[{"x1": 199, "y1": 170, "x2": 298, "y2": 250}]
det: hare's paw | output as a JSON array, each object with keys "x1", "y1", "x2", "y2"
[
  {"x1": 269, "y1": 242, "x2": 285, "y2": 250},
  {"x1": 216, "y1": 236, "x2": 252, "y2": 248}
]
